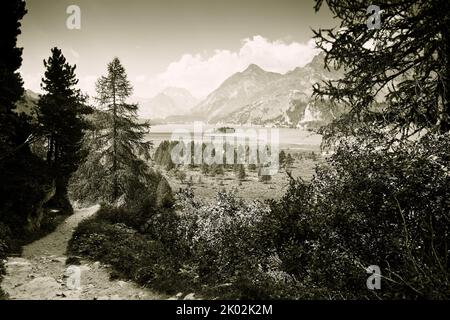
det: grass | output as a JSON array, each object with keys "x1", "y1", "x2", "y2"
[{"x1": 164, "y1": 152, "x2": 321, "y2": 201}]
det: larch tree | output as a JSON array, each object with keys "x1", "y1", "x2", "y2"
[
  {"x1": 73, "y1": 58, "x2": 151, "y2": 203},
  {"x1": 236, "y1": 164, "x2": 246, "y2": 181},
  {"x1": 313, "y1": 0, "x2": 450, "y2": 146}
]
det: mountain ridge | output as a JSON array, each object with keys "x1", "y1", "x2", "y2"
[
  {"x1": 188, "y1": 52, "x2": 343, "y2": 127},
  {"x1": 138, "y1": 87, "x2": 199, "y2": 120}
]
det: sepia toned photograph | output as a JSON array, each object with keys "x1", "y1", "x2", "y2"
[{"x1": 0, "y1": 0, "x2": 449, "y2": 307}]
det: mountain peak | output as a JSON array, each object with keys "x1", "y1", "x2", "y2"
[
  {"x1": 309, "y1": 52, "x2": 326, "y2": 67},
  {"x1": 242, "y1": 63, "x2": 265, "y2": 74}
]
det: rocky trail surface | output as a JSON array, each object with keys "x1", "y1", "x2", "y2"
[{"x1": 0, "y1": 205, "x2": 167, "y2": 300}]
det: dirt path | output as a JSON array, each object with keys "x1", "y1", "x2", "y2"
[{"x1": 0, "y1": 205, "x2": 167, "y2": 300}]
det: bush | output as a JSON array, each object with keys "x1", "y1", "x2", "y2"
[
  {"x1": 68, "y1": 207, "x2": 187, "y2": 293},
  {"x1": 235, "y1": 164, "x2": 246, "y2": 180},
  {"x1": 68, "y1": 133, "x2": 449, "y2": 299},
  {"x1": 174, "y1": 189, "x2": 291, "y2": 298},
  {"x1": 68, "y1": 189, "x2": 295, "y2": 298},
  {"x1": 153, "y1": 140, "x2": 177, "y2": 171},
  {"x1": 211, "y1": 164, "x2": 224, "y2": 176},
  {"x1": 268, "y1": 133, "x2": 450, "y2": 299},
  {"x1": 175, "y1": 169, "x2": 187, "y2": 183}
]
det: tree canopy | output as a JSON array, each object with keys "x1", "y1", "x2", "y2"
[
  {"x1": 313, "y1": 0, "x2": 450, "y2": 146},
  {"x1": 38, "y1": 47, "x2": 92, "y2": 212}
]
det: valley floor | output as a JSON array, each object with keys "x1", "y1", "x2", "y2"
[
  {"x1": 164, "y1": 154, "x2": 321, "y2": 201},
  {"x1": 0, "y1": 205, "x2": 166, "y2": 300}
]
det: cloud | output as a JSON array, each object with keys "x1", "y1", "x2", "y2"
[
  {"x1": 135, "y1": 74, "x2": 147, "y2": 83},
  {"x1": 22, "y1": 36, "x2": 320, "y2": 100},
  {"x1": 148, "y1": 36, "x2": 319, "y2": 98}
]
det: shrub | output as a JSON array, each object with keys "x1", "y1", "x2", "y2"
[
  {"x1": 268, "y1": 133, "x2": 450, "y2": 299},
  {"x1": 69, "y1": 190, "x2": 294, "y2": 299},
  {"x1": 210, "y1": 164, "x2": 224, "y2": 176},
  {"x1": 68, "y1": 198, "x2": 189, "y2": 290},
  {"x1": 68, "y1": 133, "x2": 450, "y2": 299},
  {"x1": 175, "y1": 189, "x2": 288, "y2": 298},
  {"x1": 175, "y1": 169, "x2": 187, "y2": 183}
]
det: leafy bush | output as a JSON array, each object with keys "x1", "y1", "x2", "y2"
[
  {"x1": 68, "y1": 133, "x2": 449, "y2": 299},
  {"x1": 71, "y1": 165, "x2": 173, "y2": 212},
  {"x1": 69, "y1": 190, "x2": 297, "y2": 298},
  {"x1": 268, "y1": 133, "x2": 450, "y2": 299},
  {"x1": 68, "y1": 208, "x2": 186, "y2": 293},
  {"x1": 173, "y1": 188, "x2": 295, "y2": 298},
  {"x1": 154, "y1": 140, "x2": 176, "y2": 171}
]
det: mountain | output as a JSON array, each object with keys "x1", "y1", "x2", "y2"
[
  {"x1": 191, "y1": 64, "x2": 283, "y2": 123},
  {"x1": 138, "y1": 87, "x2": 199, "y2": 120},
  {"x1": 15, "y1": 89, "x2": 39, "y2": 117},
  {"x1": 190, "y1": 53, "x2": 344, "y2": 128}
]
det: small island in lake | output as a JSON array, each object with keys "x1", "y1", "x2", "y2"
[{"x1": 215, "y1": 126, "x2": 236, "y2": 133}]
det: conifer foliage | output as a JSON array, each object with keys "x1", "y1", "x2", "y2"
[
  {"x1": 0, "y1": 0, "x2": 27, "y2": 157},
  {"x1": 37, "y1": 48, "x2": 92, "y2": 212},
  {"x1": 71, "y1": 58, "x2": 151, "y2": 203},
  {"x1": 0, "y1": 0, "x2": 53, "y2": 231},
  {"x1": 313, "y1": 0, "x2": 450, "y2": 144}
]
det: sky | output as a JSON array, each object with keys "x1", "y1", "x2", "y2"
[{"x1": 18, "y1": 0, "x2": 338, "y2": 99}]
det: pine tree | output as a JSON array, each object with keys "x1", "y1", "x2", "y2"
[
  {"x1": 236, "y1": 164, "x2": 246, "y2": 180},
  {"x1": 258, "y1": 165, "x2": 271, "y2": 183},
  {"x1": 0, "y1": 0, "x2": 27, "y2": 158},
  {"x1": 0, "y1": 0, "x2": 53, "y2": 231},
  {"x1": 37, "y1": 47, "x2": 92, "y2": 212},
  {"x1": 72, "y1": 58, "x2": 151, "y2": 203},
  {"x1": 285, "y1": 153, "x2": 294, "y2": 168}
]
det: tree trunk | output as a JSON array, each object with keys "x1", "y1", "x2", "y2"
[{"x1": 112, "y1": 75, "x2": 118, "y2": 201}]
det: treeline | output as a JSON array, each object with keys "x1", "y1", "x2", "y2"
[{"x1": 154, "y1": 140, "x2": 276, "y2": 180}]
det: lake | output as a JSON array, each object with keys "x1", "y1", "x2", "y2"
[{"x1": 146, "y1": 123, "x2": 322, "y2": 151}]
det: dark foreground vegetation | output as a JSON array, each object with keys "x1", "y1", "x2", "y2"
[
  {"x1": 68, "y1": 132, "x2": 449, "y2": 299},
  {"x1": 1, "y1": 1, "x2": 91, "y2": 298}
]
